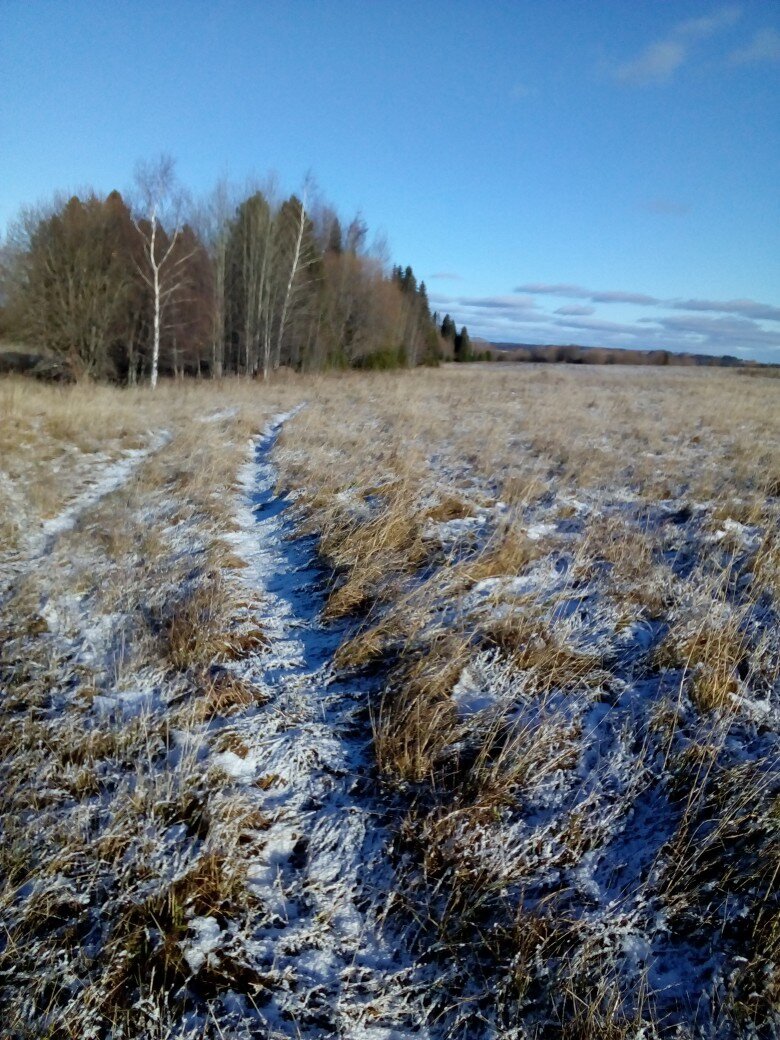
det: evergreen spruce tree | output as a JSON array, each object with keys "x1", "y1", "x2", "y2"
[
  {"x1": 454, "y1": 325, "x2": 472, "y2": 362},
  {"x1": 440, "y1": 313, "x2": 457, "y2": 343}
]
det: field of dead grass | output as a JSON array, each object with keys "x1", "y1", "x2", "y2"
[
  {"x1": 1, "y1": 364, "x2": 778, "y2": 1038},
  {"x1": 274, "y1": 364, "x2": 780, "y2": 1038},
  {"x1": 0, "y1": 375, "x2": 307, "y2": 1037}
]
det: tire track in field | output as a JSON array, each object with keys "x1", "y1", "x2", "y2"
[{"x1": 209, "y1": 412, "x2": 432, "y2": 1038}]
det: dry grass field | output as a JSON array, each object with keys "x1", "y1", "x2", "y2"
[{"x1": 1, "y1": 365, "x2": 778, "y2": 1038}]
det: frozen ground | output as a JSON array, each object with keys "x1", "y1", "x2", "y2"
[
  {"x1": 192, "y1": 412, "x2": 432, "y2": 1036},
  {"x1": 0, "y1": 428, "x2": 170, "y2": 599},
  {"x1": 271, "y1": 367, "x2": 780, "y2": 1038},
  {"x1": 0, "y1": 399, "x2": 432, "y2": 1038},
  {"x1": 1, "y1": 367, "x2": 779, "y2": 1039}
]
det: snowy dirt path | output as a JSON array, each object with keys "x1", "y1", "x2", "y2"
[
  {"x1": 0, "y1": 430, "x2": 171, "y2": 605},
  {"x1": 212, "y1": 413, "x2": 432, "y2": 1038},
  {"x1": 38, "y1": 429, "x2": 171, "y2": 549}
]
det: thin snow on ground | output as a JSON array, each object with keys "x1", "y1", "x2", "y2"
[
  {"x1": 0, "y1": 429, "x2": 172, "y2": 609},
  {"x1": 198, "y1": 410, "x2": 432, "y2": 1036},
  {"x1": 40, "y1": 429, "x2": 170, "y2": 545},
  {"x1": 423, "y1": 512, "x2": 487, "y2": 544},
  {"x1": 3, "y1": 375, "x2": 778, "y2": 1038},
  {"x1": 322, "y1": 426, "x2": 779, "y2": 1036},
  {"x1": 198, "y1": 406, "x2": 239, "y2": 424}
]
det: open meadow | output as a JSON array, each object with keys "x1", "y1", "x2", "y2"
[{"x1": 1, "y1": 364, "x2": 779, "y2": 1039}]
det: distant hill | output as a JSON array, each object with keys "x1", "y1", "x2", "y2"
[{"x1": 490, "y1": 342, "x2": 760, "y2": 368}]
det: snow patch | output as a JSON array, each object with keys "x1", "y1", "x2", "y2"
[
  {"x1": 41, "y1": 430, "x2": 170, "y2": 544},
  {"x1": 181, "y1": 916, "x2": 223, "y2": 974}
]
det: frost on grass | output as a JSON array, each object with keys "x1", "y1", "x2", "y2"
[
  {"x1": 274, "y1": 366, "x2": 780, "y2": 1039},
  {"x1": 199, "y1": 410, "x2": 431, "y2": 1035},
  {"x1": 39, "y1": 430, "x2": 171, "y2": 544},
  {"x1": 0, "y1": 387, "x2": 432, "y2": 1039},
  {"x1": 0, "y1": 380, "x2": 321, "y2": 1038},
  {"x1": 1, "y1": 369, "x2": 779, "y2": 1039}
]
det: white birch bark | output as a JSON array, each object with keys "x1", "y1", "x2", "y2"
[
  {"x1": 271, "y1": 191, "x2": 307, "y2": 378},
  {"x1": 132, "y1": 156, "x2": 189, "y2": 389}
]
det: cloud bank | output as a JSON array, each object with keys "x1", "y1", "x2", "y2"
[
  {"x1": 514, "y1": 283, "x2": 780, "y2": 323},
  {"x1": 431, "y1": 281, "x2": 780, "y2": 363}
]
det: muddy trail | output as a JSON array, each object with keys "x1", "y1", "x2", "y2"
[{"x1": 210, "y1": 413, "x2": 432, "y2": 1037}]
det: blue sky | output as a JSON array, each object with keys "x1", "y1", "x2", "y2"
[{"x1": 1, "y1": 1, "x2": 778, "y2": 360}]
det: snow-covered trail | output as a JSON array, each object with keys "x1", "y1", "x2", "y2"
[
  {"x1": 0, "y1": 430, "x2": 171, "y2": 606},
  {"x1": 39, "y1": 430, "x2": 171, "y2": 549},
  {"x1": 215, "y1": 412, "x2": 431, "y2": 1038}
]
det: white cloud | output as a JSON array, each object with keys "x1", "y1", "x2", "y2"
[
  {"x1": 515, "y1": 283, "x2": 661, "y2": 306},
  {"x1": 513, "y1": 282, "x2": 780, "y2": 322},
  {"x1": 553, "y1": 315, "x2": 648, "y2": 338},
  {"x1": 612, "y1": 5, "x2": 743, "y2": 86},
  {"x1": 676, "y1": 6, "x2": 742, "y2": 40},
  {"x1": 671, "y1": 297, "x2": 780, "y2": 322},
  {"x1": 554, "y1": 305, "x2": 595, "y2": 317},
  {"x1": 591, "y1": 289, "x2": 660, "y2": 306},
  {"x1": 429, "y1": 292, "x2": 552, "y2": 338},
  {"x1": 515, "y1": 282, "x2": 591, "y2": 298},
  {"x1": 435, "y1": 283, "x2": 780, "y2": 362},
  {"x1": 447, "y1": 294, "x2": 538, "y2": 312},
  {"x1": 431, "y1": 293, "x2": 537, "y2": 311},
  {"x1": 615, "y1": 40, "x2": 687, "y2": 86},
  {"x1": 647, "y1": 313, "x2": 780, "y2": 349},
  {"x1": 729, "y1": 27, "x2": 780, "y2": 65}
]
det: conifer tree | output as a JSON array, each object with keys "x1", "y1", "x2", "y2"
[
  {"x1": 441, "y1": 313, "x2": 457, "y2": 343},
  {"x1": 454, "y1": 325, "x2": 472, "y2": 362}
]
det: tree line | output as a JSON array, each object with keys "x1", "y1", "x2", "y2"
[{"x1": 0, "y1": 158, "x2": 476, "y2": 384}]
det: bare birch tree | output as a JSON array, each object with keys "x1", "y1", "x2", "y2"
[
  {"x1": 271, "y1": 187, "x2": 310, "y2": 377},
  {"x1": 132, "y1": 155, "x2": 192, "y2": 388}
]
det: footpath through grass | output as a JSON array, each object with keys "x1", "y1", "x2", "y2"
[{"x1": 1, "y1": 366, "x2": 779, "y2": 1038}]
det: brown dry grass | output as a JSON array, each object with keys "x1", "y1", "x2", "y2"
[
  {"x1": 0, "y1": 372, "x2": 307, "y2": 1035},
  {"x1": 271, "y1": 364, "x2": 780, "y2": 1036},
  {"x1": 2, "y1": 364, "x2": 779, "y2": 1037}
]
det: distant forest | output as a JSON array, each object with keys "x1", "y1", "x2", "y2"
[
  {"x1": 493, "y1": 342, "x2": 760, "y2": 368},
  {"x1": 0, "y1": 158, "x2": 477, "y2": 384}
]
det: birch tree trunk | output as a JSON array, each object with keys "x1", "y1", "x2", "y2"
[
  {"x1": 151, "y1": 216, "x2": 161, "y2": 388},
  {"x1": 272, "y1": 192, "x2": 307, "y2": 376},
  {"x1": 132, "y1": 156, "x2": 189, "y2": 389}
]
